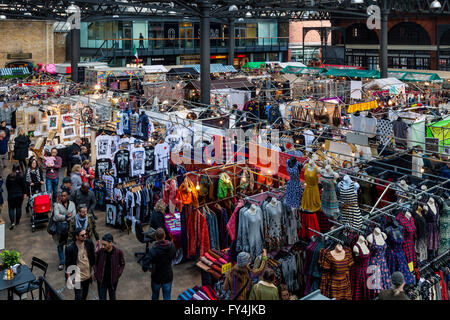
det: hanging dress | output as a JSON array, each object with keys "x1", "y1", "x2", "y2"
[
  {"x1": 396, "y1": 212, "x2": 417, "y2": 270},
  {"x1": 438, "y1": 200, "x2": 450, "y2": 255},
  {"x1": 319, "y1": 248, "x2": 354, "y2": 300},
  {"x1": 424, "y1": 202, "x2": 440, "y2": 253},
  {"x1": 352, "y1": 243, "x2": 371, "y2": 301},
  {"x1": 320, "y1": 176, "x2": 339, "y2": 219},
  {"x1": 285, "y1": 161, "x2": 302, "y2": 209},
  {"x1": 338, "y1": 182, "x2": 363, "y2": 230},
  {"x1": 385, "y1": 229, "x2": 415, "y2": 285},
  {"x1": 368, "y1": 235, "x2": 391, "y2": 296},
  {"x1": 301, "y1": 164, "x2": 321, "y2": 212}
]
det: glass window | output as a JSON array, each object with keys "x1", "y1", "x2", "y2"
[{"x1": 149, "y1": 22, "x2": 164, "y2": 49}]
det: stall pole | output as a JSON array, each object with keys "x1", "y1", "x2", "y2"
[
  {"x1": 228, "y1": 18, "x2": 235, "y2": 67},
  {"x1": 200, "y1": 1, "x2": 212, "y2": 106},
  {"x1": 70, "y1": 28, "x2": 80, "y2": 83},
  {"x1": 379, "y1": 0, "x2": 389, "y2": 79}
]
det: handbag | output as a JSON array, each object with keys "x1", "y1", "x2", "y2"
[
  {"x1": 332, "y1": 105, "x2": 341, "y2": 127},
  {"x1": 55, "y1": 220, "x2": 69, "y2": 235},
  {"x1": 47, "y1": 213, "x2": 57, "y2": 235}
]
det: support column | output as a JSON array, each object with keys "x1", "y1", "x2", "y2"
[
  {"x1": 200, "y1": 1, "x2": 212, "y2": 106},
  {"x1": 379, "y1": 0, "x2": 389, "y2": 79},
  {"x1": 228, "y1": 18, "x2": 235, "y2": 67},
  {"x1": 71, "y1": 28, "x2": 80, "y2": 83}
]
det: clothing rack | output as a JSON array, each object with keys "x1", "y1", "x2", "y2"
[
  {"x1": 419, "y1": 249, "x2": 450, "y2": 274},
  {"x1": 329, "y1": 220, "x2": 365, "y2": 235},
  {"x1": 308, "y1": 228, "x2": 345, "y2": 245}
]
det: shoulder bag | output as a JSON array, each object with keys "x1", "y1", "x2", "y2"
[{"x1": 47, "y1": 212, "x2": 57, "y2": 235}]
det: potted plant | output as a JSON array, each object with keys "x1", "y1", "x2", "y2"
[{"x1": 0, "y1": 250, "x2": 21, "y2": 274}]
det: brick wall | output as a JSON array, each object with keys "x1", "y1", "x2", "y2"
[
  {"x1": 0, "y1": 20, "x2": 62, "y2": 68},
  {"x1": 289, "y1": 20, "x2": 332, "y2": 45},
  {"x1": 54, "y1": 33, "x2": 67, "y2": 64}
]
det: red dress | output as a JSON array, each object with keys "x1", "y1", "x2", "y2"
[
  {"x1": 351, "y1": 243, "x2": 371, "y2": 300},
  {"x1": 396, "y1": 212, "x2": 417, "y2": 269},
  {"x1": 299, "y1": 211, "x2": 320, "y2": 240}
]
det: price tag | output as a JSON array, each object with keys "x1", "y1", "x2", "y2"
[
  {"x1": 221, "y1": 263, "x2": 232, "y2": 274},
  {"x1": 408, "y1": 262, "x2": 414, "y2": 273}
]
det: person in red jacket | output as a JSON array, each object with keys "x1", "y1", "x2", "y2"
[
  {"x1": 94, "y1": 234, "x2": 125, "y2": 300},
  {"x1": 80, "y1": 160, "x2": 95, "y2": 189}
]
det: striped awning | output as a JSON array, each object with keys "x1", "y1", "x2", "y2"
[{"x1": 0, "y1": 67, "x2": 30, "y2": 76}]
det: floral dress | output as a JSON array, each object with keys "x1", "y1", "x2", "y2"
[
  {"x1": 285, "y1": 161, "x2": 302, "y2": 209},
  {"x1": 385, "y1": 228, "x2": 415, "y2": 285},
  {"x1": 368, "y1": 235, "x2": 391, "y2": 296}
]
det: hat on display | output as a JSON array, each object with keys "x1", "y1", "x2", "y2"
[{"x1": 237, "y1": 252, "x2": 251, "y2": 267}]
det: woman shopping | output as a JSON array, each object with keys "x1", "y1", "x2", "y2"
[
  {"x1": 13, "y1": 127, "x2": 31, "y2": 173},
  {"x1": 6, "y1": 163, "x2": 27, "y2": 230},
  {"x1": 80, "y1": 160, "x2": 95, "y2": 189},
  {"x1": 25, "y1": 158, "x2": 45, "y2": 195},
  {"x1": 52, "y1": 190, "x2": 76, "y2": 271},
  {"x1": 70, "y1": 164, "x2": 83, "y2": 192}
]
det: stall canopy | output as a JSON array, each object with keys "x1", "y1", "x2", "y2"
[
  {"x1": 142, "y1": 65, "x2": 168, "y2": 74},
  {"x1": 278, "y1": 62, "x2": 307, "y2": 69},
  {"x1": 0, "y1": 67, "x2": 30, "y2": 78},
  {"x1": 427, "y1": 117, "x2": 450, "y2": 151},
  {"x1": 388, "y1": 71, "x2": 443, "y2": 82},
  {"x1": 242, "y1": 62, "x2": 266, "y2": 69},
  {"x1": 184, "y1": 64, "x2": 237, "y2": 74},
  {"x1": 321, "y1": 64, "x2": 365, "y2": 70},
  {"x1": 185, "y1": 78, "x2": 254, "y2": 90},
  {"x1": 363, "y1": 77, "x2": 407, "y2": 90},
  {"x1": 281, "y1": 66, "x2": 326, "y2": 75},
  {"x1": 166, "y1": 67, "x2": 199, "y2": 77},
  {"x1": 323, "y1": 68, "x2": 380, "y2": 79}
]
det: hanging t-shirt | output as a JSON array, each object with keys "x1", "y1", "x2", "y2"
[
  {"x1": 114, "y1": 149, "x2": 130, "y2": 179},
  {"x1": 95, "y1": 159, "x2": 112, "y2": 180},
  {"x1": 122, "y1": 111, "x2": 131, "y2": 135},
  {"x1": 95, "y1": 135, "x2": 113, "y2": 160},
  {"x1": 102, "y1": 174, "x2": 115, "y2": 201},
  {"x1": 117, "y1": 112, "x2": 124, "y2": 136},
  {"x1": 106, "y1": 203, "x2": 116, "y2": 226},
  {"x1": 93, "y1": 180, "x2": 106, "y2": 211},
  {"x1": 154, "y1": 142, "x2": 170, "y2": 173},
  {"x1": 144, "y1": 146, "x2": 155, "y2": 172},
  {"x1": 130, "y1": 146, "x2": 146, "y2": 177},
  {"x1": 130, "y1": 113, "x2": 139, "y2": 136},
  {"x1": 110, "y1": 135, "x2": 120, "y2": 156}
]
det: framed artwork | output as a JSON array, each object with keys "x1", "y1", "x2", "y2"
[
  {"x1": 40, "y1": 123, "x2": 48, "y2": 134},
  {"x1": 16, "y1": 110, "x2": 25, "y2": 125},
  {"x1": 27, "y1": 112, "x2": 38, "y2": 126},
  {"x1": 40, "y1": 111, "x2": 48, "y2": 122},
  {"x1": 62, "y1": 113, "x2": 75, "y2": 126},
  {"x1": 79, "y1": 125, "x2": 90, "y2": 136},
  {"x1": 48, "y1": 115, "x2": 59, "y2": 130},
  {"x1": 35, "y1": 137, "x2": 45, "y2": 150},
  {"x1": 62, "y1": 126, "x2": 76, "y2": 139}
]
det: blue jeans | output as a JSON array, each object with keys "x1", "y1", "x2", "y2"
[
  {"x1": 46, "y1": 178, "x2": 59, "y2": 203},
  {"x1": 151, "y1": 281, "x2": 172, "y2": 300}
]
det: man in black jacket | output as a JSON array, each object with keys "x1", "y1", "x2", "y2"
[
  {"x1": 142, "y1": 228, "x2": 176, "y2": 300},
  {"x1": 65, "y1": 227, "x2": 96, "y2": 300}
]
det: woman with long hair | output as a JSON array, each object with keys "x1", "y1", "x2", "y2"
[
  {"x1": 25, "y1": 158, "x2": 45, "y2": 195},
  {"x1": 6, "y1": 163, "x2": 27, "y2": 230},
  {"x1": 13, "y1": 127, "x2": 31, "y2": 173},
  {"x1": 70, "y1": 164, "x2": 82, "y2": 191}
]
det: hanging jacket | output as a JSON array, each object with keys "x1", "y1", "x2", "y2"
[
  {"x1": 217, "y1": 173, "x2": 234, "y2": 199},
  {"x1": 176, "y1": 177, "x2": 199, "y2": 209},
  {"x1": 198, "y1": 174, "x2": 214, "y2": 201}
]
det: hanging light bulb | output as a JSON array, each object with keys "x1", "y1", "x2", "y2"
[{"x1": 196, "y1": 183, "x2": 200, "y2": 190}]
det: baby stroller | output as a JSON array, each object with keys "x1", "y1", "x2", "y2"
[{"x1": 29, "y1": 186, "x2": 51, "y2": 232}]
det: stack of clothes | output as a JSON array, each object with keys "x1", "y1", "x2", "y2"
[
  {"x1": 177, "y1": 285, "x2": 217, "y2": 300},
  {"x1": 196, "y1": 249, "x2": 231, "y2": 281}
]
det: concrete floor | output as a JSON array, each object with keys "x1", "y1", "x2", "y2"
[{"x1": 0, "y1": 162, "x2": 201, "y2": 300}]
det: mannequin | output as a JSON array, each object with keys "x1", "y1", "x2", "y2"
[
  {"x1": 301, "y1": 154, "x2": 321, "y2": 212},
  {"x1": 320, "y1": 165, "x2": 340, "y2": 219},
  {"x1": 337, "y1": 175, "x2": 362, "y2": 229},
  {"x1": 367, "y1": 227, "x2": 387, "y2": 246},
  {"x1": 248, "y1": 204, "x2": 258, "y2": 215},
  {"x1": 426, "y1": 197, "x2": 437, "y2": 215},
  {"x1": 285, "y1": 157, "x2": 303, "y2": 210},
  {"x1": 353, "y1": 235, "x2": 370, "y2": 256},
  {"x1": 330, "y1": 243, "x2": 346, "y2": 261},
  {"x1": 404, "y1": 211, "x2": 412, "y2": 220}
]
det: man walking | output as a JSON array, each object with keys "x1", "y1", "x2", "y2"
[
  {"x1": 67, "y1": 204, "x2": 99, "y2": 245},
  {"x1": 70, "y1": 182, "x2": 98, "y2": 220},
  {"x1": 94, "y1": 234, "x2": 126, "y2": 300},
  {"x1": 65, "y1": 227, "x2": 96, "y2": 300},
  {"x1": 142, "y1": 228, "x2": 176, "y2": 300},
  {"x1": 43, "y1": 147, "x2": 62, "y2": 203}
]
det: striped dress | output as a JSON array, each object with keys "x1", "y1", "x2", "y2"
[
  {"x1": 319, "y1": 248, "x2": 354, "y2": 300},
  {"x1": 338, "y1": 182, "x2": 363, "y2": 230}
]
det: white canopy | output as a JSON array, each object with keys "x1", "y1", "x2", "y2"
[
  {"x1": 142, "y1": 65, "x2": 168, "y2": 74},
  {"x1": 363, "y1": 77, "x2": 407, "y2": 90},
  {"x1": 278, "y1": 62, "x2": 307, "y2": 69}
]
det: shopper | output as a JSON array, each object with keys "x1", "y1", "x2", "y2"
[
  {"x1": 70, "y1": 182, "x2": 97, "y2": 220},
  {"x1": 0, "y1": 130, "x2": 8, "y2": 176},
  {"x1": 0, "y1": 121, "x2": 10, "y2": 140},
  {"x1": 223, "y1": 249, "x2": 268, "y2": 300},
  {"x1": 94, "y1": 234, "x2": 126, "y2": 300},
  {"x1": 150, "y1": 199, "x2": 167, "y2": 232},
  {"x1": 67, "y1": 138, "x2": 82, "y2": 175},
  {"x1": 80, "y1": 160, "x2": 95, "y2": 189},
  {"x1": 13, "y1": 127, "x2": 31, "y2": 173},
  {"x1": 70, "y1": 164, "x2": 83, "y2": 192},
  {"x1": 52, "y1": 190, "x2": 76, "y2": 271},
  {"x1": 139, "y1": 33, "x2": 144, "y2": 49},
  {"x1": 58, "y1": 177, "x2": 72, "y2": 202},
  {"x1": 278, "y1": 284, "x2": 298, "y2": 300},
  {"x1": 376, "y1": 271, "x2": 410, "y2": 300},
  {"x1": 43, "y1": 147, "x2": 62, "y2": 203},
  {"x1": 65, "y1": 227, "x2": 95, "y2": 300},
  {"x1": 248, "y1": 268, "x2": 278, "y2": 300},
  {"x1": 67, "y1": 204, "x2": 99, "y2": 245},
  {"x1": 80, "y1": 146, "x2": 89, "y2": 162},
  {"x1": 142, "y1": 228, "x2": 176, "y2": 300},
  {"x1": 25, "y1": 158, "x2": 44, "y2": 195},
  {"x1": 5, "y1": 163, "x2": 27, "y2": 229}
]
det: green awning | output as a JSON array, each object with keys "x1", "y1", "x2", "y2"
[
  {"x1": 323, "y1": 68, "x2": 380, "y2": 79},
  {"x1": 426, "y1": 117, "x2": 450, "y2": 151},
  {"x1": 242, "y1": 62, "x2": 266, "y2": 69},
  {"x1": 281, "y1": 66, "x2": 326, "y2": 75},
  {"x1": 388, "y1": 71, "x2": 443, "y2": 82}
]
